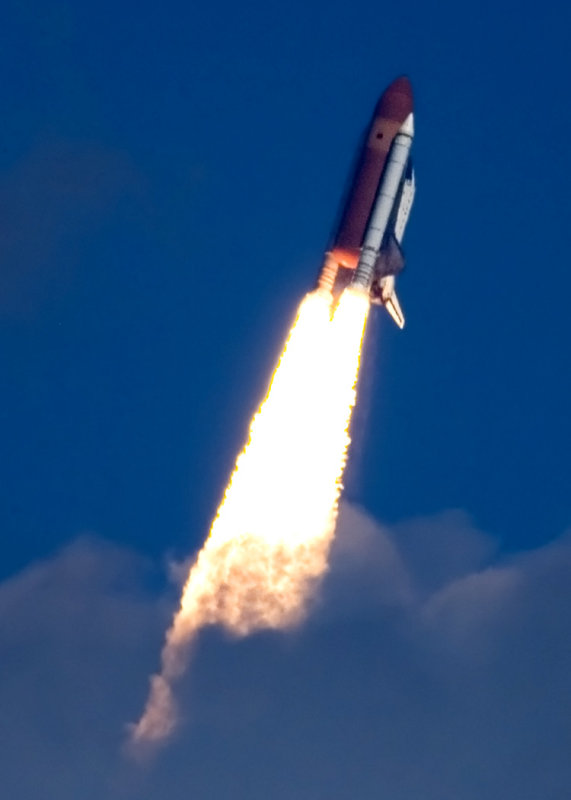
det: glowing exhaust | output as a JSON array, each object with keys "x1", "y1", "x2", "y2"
[{"x1": 131, "y1": 288, "x2": 369, "y2": 745}]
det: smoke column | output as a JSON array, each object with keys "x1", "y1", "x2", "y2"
[{"x1": 131, "y1": 288, "x2": 369, "y2": 745}]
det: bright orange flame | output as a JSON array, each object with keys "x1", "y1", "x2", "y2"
[{"x1": 131, "y1": 288, "x2": 369, "y2": 745}]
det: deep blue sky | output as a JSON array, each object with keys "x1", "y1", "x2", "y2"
[{"x1": 1, "y1": 0, "x2": 569, "y2": 572}]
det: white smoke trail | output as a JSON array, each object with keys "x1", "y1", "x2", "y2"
[{"x1": 130, "y1": 288, "x2": 369, "y2": 746}]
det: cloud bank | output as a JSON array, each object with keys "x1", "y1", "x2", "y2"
[{"x1": 1, "y1": 506, "x2": 569, "y2": 799}]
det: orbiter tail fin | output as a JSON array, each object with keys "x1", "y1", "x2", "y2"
[{"x1": 385, "y1": 291, "x2": 405, "y2": 329}]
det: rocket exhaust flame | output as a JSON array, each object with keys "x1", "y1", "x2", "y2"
[{"x1": 130, "y1": 288, "x2": 369, "y2": 746}]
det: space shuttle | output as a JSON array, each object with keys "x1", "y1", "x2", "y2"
[{"x1": 317, "y1": 76, "x2": 415, "y2": 328}]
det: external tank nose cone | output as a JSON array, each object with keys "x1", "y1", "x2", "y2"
[
  {"x1": 388, "y1": 76, "x2": 413, "y2": 99},
  {"x1": 375, "y1": 76, "x2": 413, "y2": 122}
]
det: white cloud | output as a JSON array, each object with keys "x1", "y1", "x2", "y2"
[{"x1": 0, "y1": 511, "x2": 569, "y2": 799}]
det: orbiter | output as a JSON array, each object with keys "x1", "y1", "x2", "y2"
[{"x1": 317, "y1": 76, "x2": 414, "y2": 328}]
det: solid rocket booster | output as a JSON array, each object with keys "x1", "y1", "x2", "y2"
[
  {"x1": 317, "y1": 77, "x2": 415, "y2": 328},
  {"x1": 351, "y1": 113, "x2": 414, "y2": 292}
]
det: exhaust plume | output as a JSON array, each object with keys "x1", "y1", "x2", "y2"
[{"x1": 131, "y1": 288, "x2": 369, "y2": 745}]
